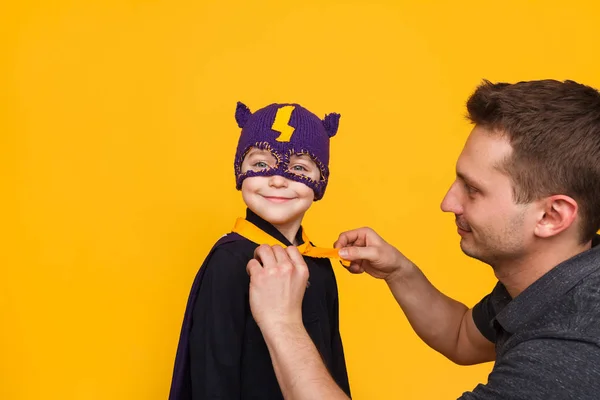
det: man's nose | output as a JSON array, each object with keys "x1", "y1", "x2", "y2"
[{"x1": 440, "y1": 181, "x2": 463, "y2": 215}]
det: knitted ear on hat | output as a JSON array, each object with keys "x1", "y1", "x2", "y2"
[
  {"x1": 322, "y1": 112, "x2": 341, "y2": 138},
  {"x1": 235, "y1": 101, "x2": 252, "y2": 128}
]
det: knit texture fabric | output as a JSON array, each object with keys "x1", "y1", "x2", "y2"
[{"x1": 234, "y1": 102, "x2": 340, "y2": 200}]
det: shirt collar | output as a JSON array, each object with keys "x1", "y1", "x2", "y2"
[
  {"x1": 245, "y1": 208, "x2": 304, "y2": 247},
  {"x1": 495, "y1": 235, "x2": 600, "y2": 333}
]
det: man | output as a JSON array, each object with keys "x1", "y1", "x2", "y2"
[{"x1": 246, "y1": 79, "x2": 600, "y2": 399}]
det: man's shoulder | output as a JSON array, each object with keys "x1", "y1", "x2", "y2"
[
  {"x1": 564, "y1": 265, "x2": 600, "y2": 324},
  {"x1": 563, "y1": 263, "x2": 600, "y2": 309},
  {"x1": 572, "y1": 259, "x2": 600, "y2": 290},
  {"x1": 531, "y1": 266, "x2": 600, "y2": 340},
  {"x1": 460, "y1": 337, "x2": 600, "y2": 400}
]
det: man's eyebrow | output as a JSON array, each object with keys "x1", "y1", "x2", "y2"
[{"x1": 456, "y1": 171, "x2": 483, "y2": 187}]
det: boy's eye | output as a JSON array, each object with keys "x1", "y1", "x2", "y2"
[
  {"x1": 290, "y1": 164, "x2": 307, "y2": 172},
  {"x1": 289, "y1": 164, "x2": 312, "y2": 176},
  {"x1": 253, "y1": 161, "x2": 269, "y2": 169}
]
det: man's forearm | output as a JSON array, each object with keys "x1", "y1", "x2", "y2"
[
  {"x1": 259, "y1": 322, "x2": 349, "y2": 400},
  {"x1": 386, "y1": 263, "x2": 473, "y2": 363}
]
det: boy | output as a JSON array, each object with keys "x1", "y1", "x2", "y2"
[{"x1": 169, "y1": 101, "x2": 351, "y2": 399}]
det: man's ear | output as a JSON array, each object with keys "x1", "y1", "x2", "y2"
[{"x1": 534, "y1": 195, "x2": 578, "y2": 238}]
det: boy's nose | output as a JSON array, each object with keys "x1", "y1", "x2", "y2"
[{"x1": 268, "y1": 174, "x2": 288, "y2": 188}]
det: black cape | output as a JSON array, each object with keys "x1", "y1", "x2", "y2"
[{"x1": 168, "y1": 232, "x2": 243, "y2": 400}]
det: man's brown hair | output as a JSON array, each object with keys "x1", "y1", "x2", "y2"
[{"x1": 466, "y1": 79, "x2": 600, "y2": 242}]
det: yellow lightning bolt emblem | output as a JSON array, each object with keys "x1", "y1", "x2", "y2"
[{"x1": 271, "y1": 105, "x2": 295, "y2": 142}]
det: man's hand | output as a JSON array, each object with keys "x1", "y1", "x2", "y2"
[
  {"x1": 335, "y1": 227, "x2": 414, "y2": 281},
  {"x1": 246, "y1": 244, "x2": 309, "y2": 332}
]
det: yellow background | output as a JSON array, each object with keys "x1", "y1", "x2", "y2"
[{"x1": 2, "y1": 1, "x2": 599, "y2": 399}]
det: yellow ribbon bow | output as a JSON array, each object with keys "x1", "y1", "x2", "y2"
[{"x1": 232, "y1": 218, "x2": 351, "y2": 267}]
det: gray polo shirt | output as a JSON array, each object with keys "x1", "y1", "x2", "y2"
[{"x1": 460, "y1": 236, "x2": 600, "y2": 400}]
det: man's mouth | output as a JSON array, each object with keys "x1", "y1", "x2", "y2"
[{"x1": 456, "y1": 218, "x2": 472, "y2": 232}]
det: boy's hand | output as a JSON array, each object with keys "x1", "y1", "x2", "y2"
[
  {"x1": 335, "y1": 227, "x2": 414, "y2": 281},
  {"x1": 247, "y1": 245, "x2": 309, "y2": 332}
]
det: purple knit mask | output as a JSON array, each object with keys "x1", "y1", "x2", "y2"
[{"x1": 234, "y1": 102, "x2": 340, "y2": 201}]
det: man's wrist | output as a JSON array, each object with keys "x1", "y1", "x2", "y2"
[
  {"x1": 258, "y1": 319, "x2": 305, "y2": 343},
  {"x1": 385, "y1": 258, "x2": 418, "y2": 285}
]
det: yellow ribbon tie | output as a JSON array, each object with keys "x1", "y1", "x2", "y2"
[{"x1": 232, "y1": 218, "x2": 350, "y2": 267}]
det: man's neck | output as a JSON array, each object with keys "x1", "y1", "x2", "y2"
[{"x1": 494, "y1": 239, "x2": 592, "y2": 298}]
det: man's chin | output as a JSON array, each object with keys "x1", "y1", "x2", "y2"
[
  {"x1": 460, "y1": 240, "x2": 494, "y2": 265},
  {"x1": 460, "y1": 239, "x2": 478, "y2": 258}
]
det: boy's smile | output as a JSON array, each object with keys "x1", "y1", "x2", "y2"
[
  {"x1": 263, "y1": 196, "x2": 296, "y2": 203},
  {"x1": 240, "y1": 148, "x2": 322, "y2": 243}
]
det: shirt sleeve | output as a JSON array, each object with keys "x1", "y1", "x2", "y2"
[
  {"x1": 471, "y1": 292, "x2": 498, "y2": 343},
  {"x1": 189, "y1": 246, "x2": 249, "y2": 399},
  {"x1": 458, "y1": 338, "x2": 600, "y2": 400}
]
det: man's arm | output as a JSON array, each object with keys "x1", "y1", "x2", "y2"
[
  {"x1": 247, "y1": 245, "x2": 349, "y2": 400},
  {"x1": 385, "y1": 263, "x2": 495, "y2": 365},
  {"x1": 336, "y1": 227, "x2": 495, "y2": 365},
  {"x1": 261, "y1": 321, "x2": 350, "y2": 400}
]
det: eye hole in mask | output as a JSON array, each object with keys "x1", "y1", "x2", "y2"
[
  {"x1": 287, "y1": 153, "x2": 321, "y2": 181},
  {"x1": 241, "y1": 147, "x2": 324, "y2": 184},
  {"x1": 242, "y1": 148, "x2": 278, "y2": 172}
]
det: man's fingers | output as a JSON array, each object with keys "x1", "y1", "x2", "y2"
[
  {"x1": 246, "y1": 259, "x2": 263, "y2": 276},
  {"x1": 334, "y1": 227, "x2": 381, "y2": 249},
  {"x1": 285, "y1": 246, "x2": 309, "y2": 275},
  {"x1": 334, "y1": 229, "x2": 363, "y2": 249},
  {"x1": 272, "y1": 245, "x2": 292, "y2": 267},
  {"x1": 338, "y1": 245, "x2": 379, "y2": 262},
  {"x1": 254, "y1": 244, "x2": 277, "y2": 268},
  {"x1": 345, "y1": 263, "x2": 365, "y2": 274}
]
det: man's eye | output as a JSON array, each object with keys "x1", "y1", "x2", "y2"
[
  {"x1": 253, "y1": 161, "x2": 269, "y2": 169},
  {"x1": 464, "y1": 183, "x2": 478, "y2": 194}
]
